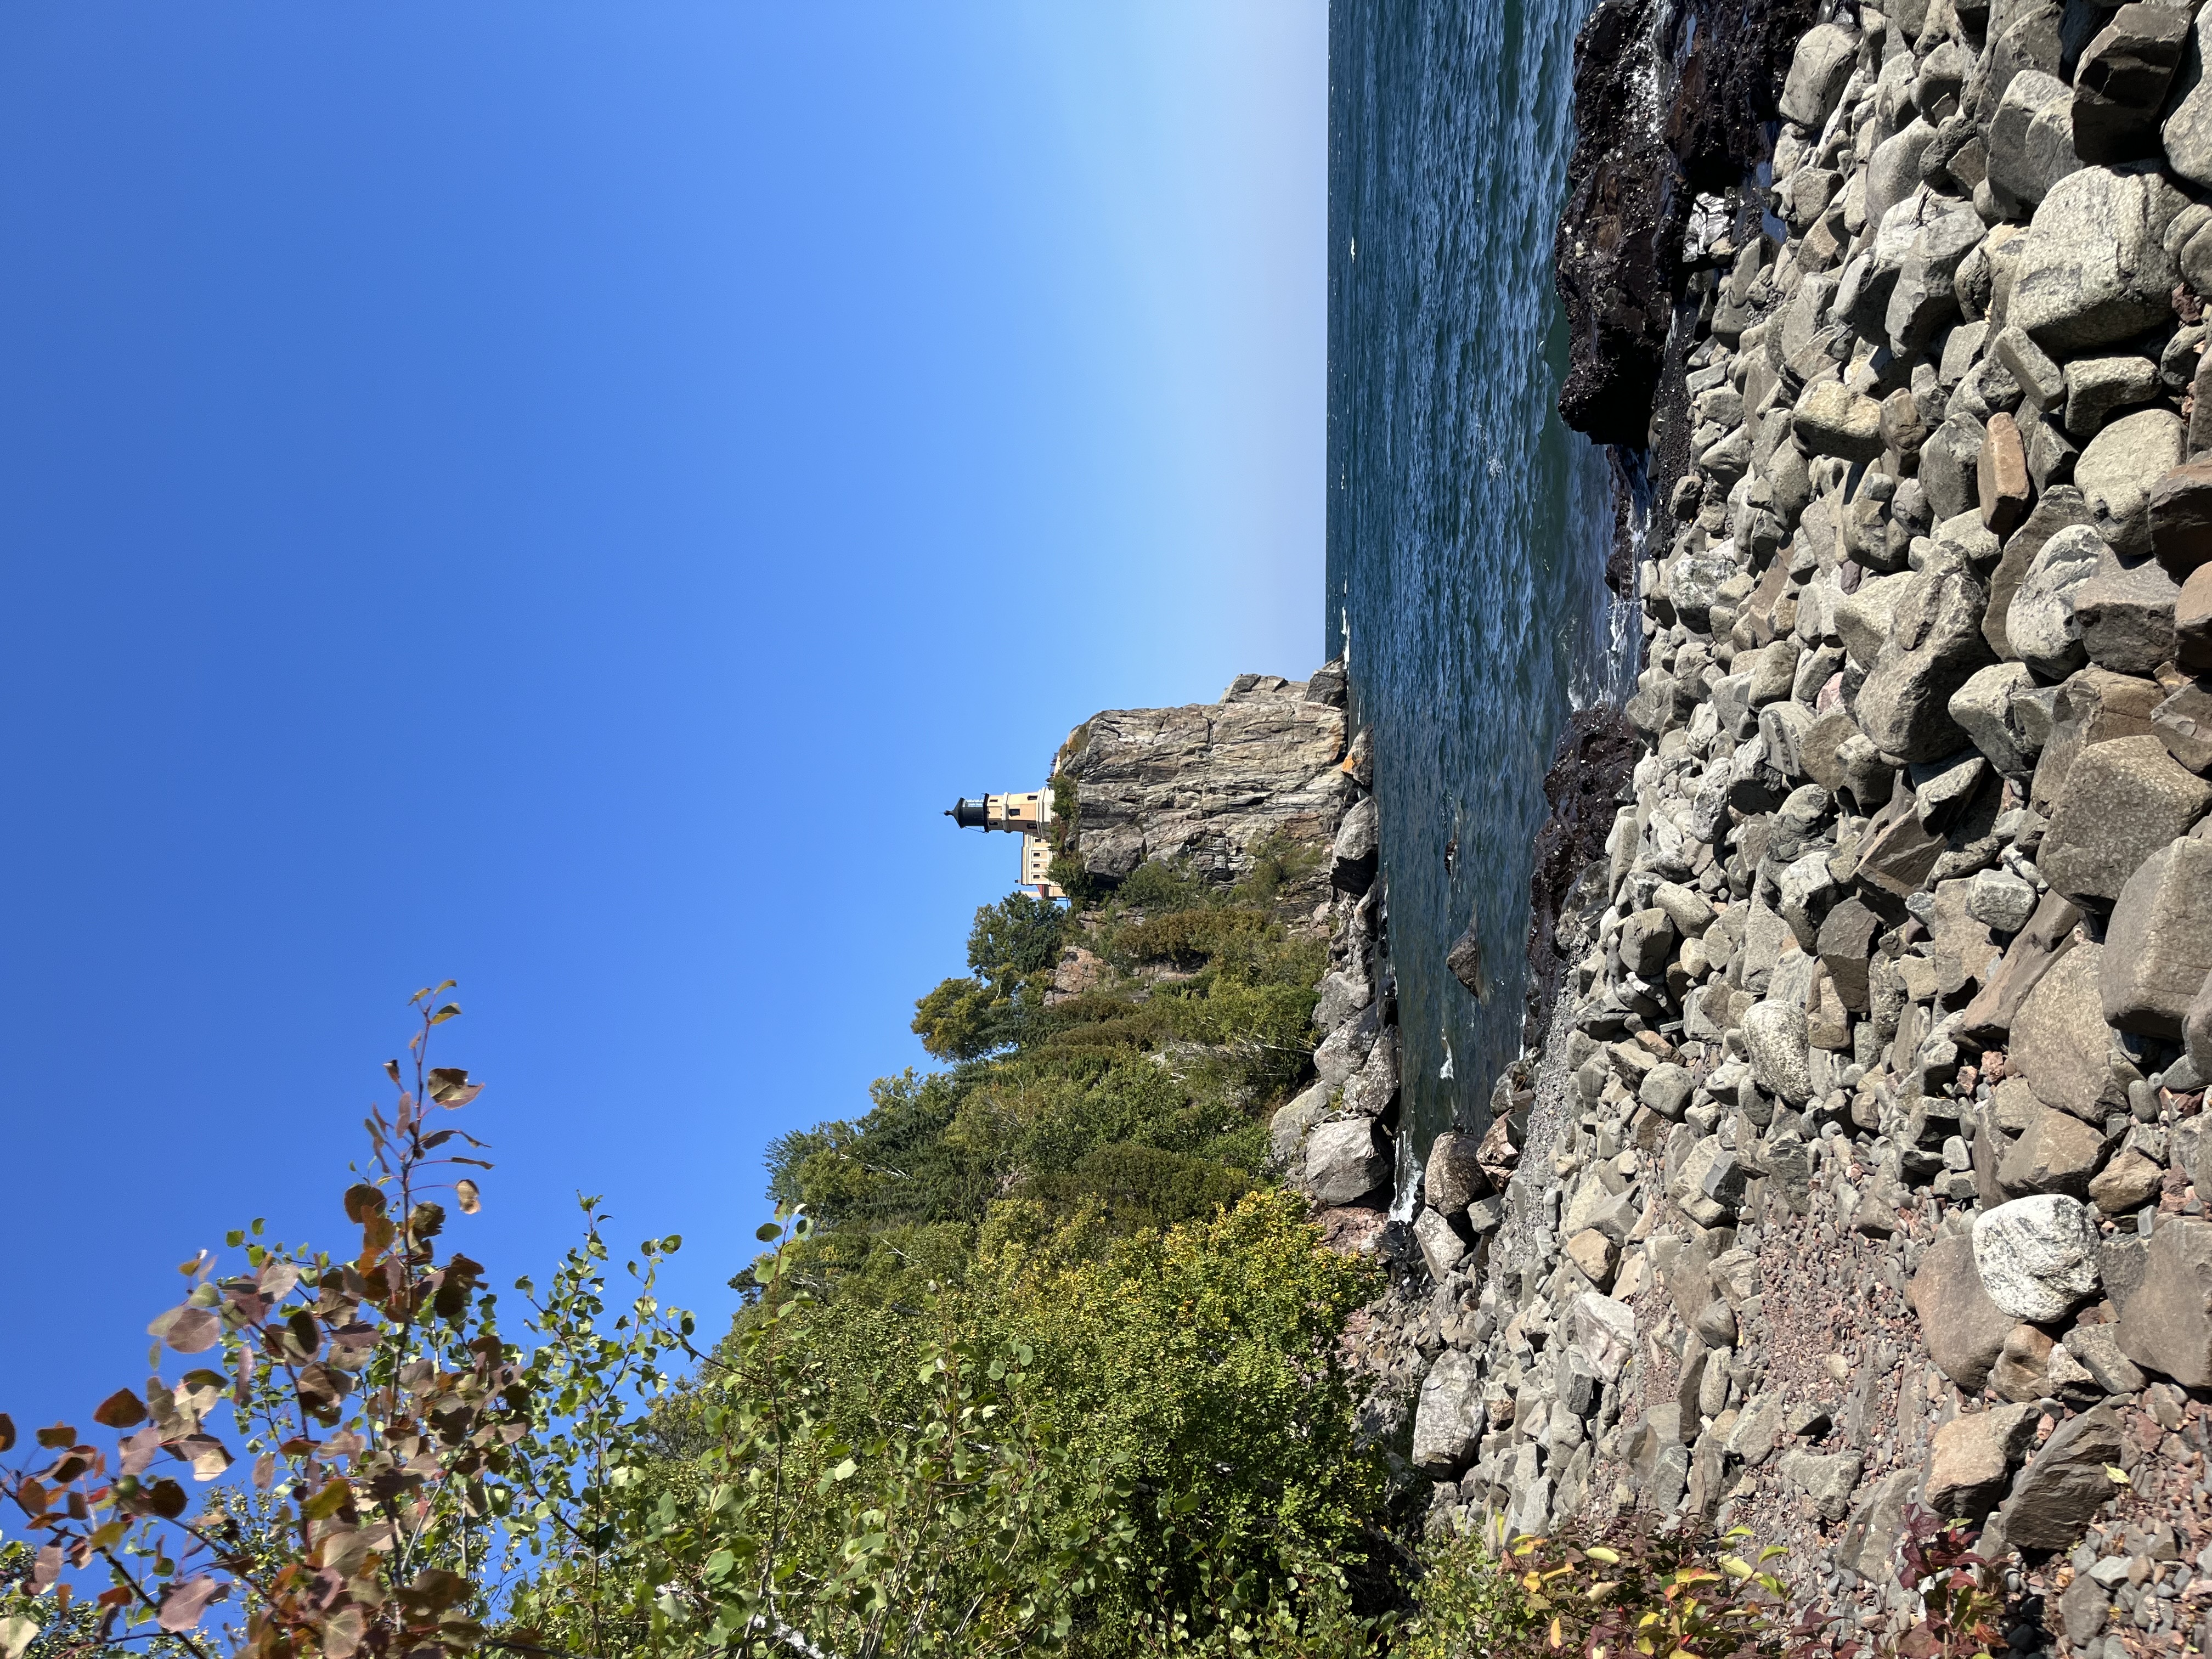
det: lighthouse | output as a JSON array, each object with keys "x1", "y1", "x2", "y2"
[{"x1": 946, "y1": 789, "x2": 1065, "y2": 899}]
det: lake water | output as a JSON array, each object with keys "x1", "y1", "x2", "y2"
[{"x1": 1324, "y1": 0, "x2": 1634, "y2": 1192}]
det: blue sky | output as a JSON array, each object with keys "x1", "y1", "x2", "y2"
[{"x1": 0, "y1": 4, "x2": 1323, "y2": 1428}]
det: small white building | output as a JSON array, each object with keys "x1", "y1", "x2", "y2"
[{"x1": 946, "y1": 790, "x2": 1065, "y2": 899}]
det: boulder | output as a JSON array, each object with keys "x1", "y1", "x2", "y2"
[
  {"x1": 1329, "y1": 795, "x2": 1379, "y2": 894},
  {"x1": 1997, "y1": 1104, "x2": 2110, "y2": 1198},
  {"x1": 2179, "y1": 563, "x2": 2212, "y2": 674},
  {"x1": 1993, "y1": 1323, "x2": 2058, "y2": 1402},
  {"x1": 1966, "y1": 867, "x2": 2039, "y2": 933},
  {"x1": 2103, "y1": 837, "x2": 2212, "y2": 1036},
  {"x1": 1985, "y1": 486, "x2": 2092, "y2": 659},
  {"x1": 1973, "y1": 1194, "x2": 2102, "y2": 1321},
  {"x1": 1987, "y1": 70, "x2": 2081, "y2": 207},
  {"x1": 1778, "y1": 1448, "x2": 1864, "y2": 1522},
  {"x1": 1889, "y1": 200, "x2": 1991, "y2": 354},
  {"x1": 2076, "y1": 546, "x2": 2183, "y2": 674},
  {"x1": 1922, "y1": 411, "x2": 1988, "y2": 522},
  {"x1": 1445, "y1": 917, "x2": 1487, "y2": 998},
  {"x1": 1780, "y1": 23, "x2": 1858, "y2": 129},
  {"x1": 1619, "y1": 906, "x2": 1677, "y2": 979},
  {"x1": 2029, "y1": 667, "x2": 2168, "y2": 815},
  {"x1": 2009, "y1": 167, "x2": 2183, "y2": 353},
  {"x1": 2121, "y1": 1218, "x2": 2212, "y2": 1386},
  {"x1": 1839, "y1": 1469, "x2": 1921, "y2": 1580},
  {"x1": 1413, "y1": 1205, "x2": 1468, "y2": 1282},
  {"x1": 2149, "y1": 454, "x2": 2212, "y2": 579},
  {"x1": 1565, "y1": 1291, "x2": 1637, "y2": 1384},
  {"x1": 2064, "y1": 356, "x2": 2161, "y2": 439},
  {"x1": 1340, "y1": 1028, "x2": 1400, "y2": 1118},
  {"x1": 1302, "y1": 1117, "x2": 1389, "y2": 1206},
  {"x1": 1949, "y1": 662, "x2": 2043, "y2": 775},
  {"x1": 1994, "y1": 1405, "x2": 2125, "y2": 1550},
  {"x1": 1794, "y1": 380, "x2": 1887, "y2": 464},
  {"x1": 2166, "y1": 3, "x2": 2212, "y2": 187},
  {"x1": 2041, "y1": 736, "x2": 2212, "y2": 901},
  {"x1": 2074, "y1": 4, "x2": 2191, "y2": 165},
  {"x1": 2078, "y1": 408, "x2": 2186, "y2": 558},
  {"x1": 1960, "y1": 889, "x2": 2084, "y2": 1045},
  {"x1": 1925, "y1": 1403, "x2": 2042, "y2": 1521},
  {"x1": 2012, "y1": 945, "x2": 2130, "y2": 1121},
  {"x1": 2009, "y1": 525, "x2": 2109, "y2": 679},
  {"x1": 2090, "y1": 1147, "x2": 2164, "y2": 1212},
  {"x1": 1910, "y1": 1231, "x2": 2019, "y2": 1392},
  {"x1": 2152, "y1": 676, "x2": 2212, "y2": 772},
  {"x1": 1742, "y1": 999, "x2": 1814, "y2": 1104},
  {"x1": 1423, "y1": 1128, "x2": 1490, "y2": 1214},
  {"x1": 2066, "y1": 1322, "x2": 2148, "y2": 1394},
  {"x1": 1817, "y1": 897, "x2": 1884, "y2": 1013},
  {"x1": 1979, "y1": 413, "x2": 2033, "y2": 534},
  {"x1": 1858, "y1": 558, "x2": 1999, "y2": 762},
  {"x1": 1409, "y1": 1349, "x2": 1483, "y2": 1473}
]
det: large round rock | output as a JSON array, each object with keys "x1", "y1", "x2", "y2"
[{"x1": 1973, "y1": 1195, "x2": 2102, "y2": 1321}]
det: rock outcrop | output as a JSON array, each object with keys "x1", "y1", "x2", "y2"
[{"x1": 1055, "y1": 669, "x2": 1352, "y2": 912}]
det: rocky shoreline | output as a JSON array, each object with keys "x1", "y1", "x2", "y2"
[{"x1": 1367, "y1": 0, "x2": 2212, "y2": 1649}]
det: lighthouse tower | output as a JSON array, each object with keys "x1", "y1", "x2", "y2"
[{"x1": 946, "y1": 789, "x2": 1065, "y2": 899}]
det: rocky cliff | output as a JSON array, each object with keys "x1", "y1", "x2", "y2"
[
  {"x1": 1056, "y1": 663, "x2": 1356, "y2": 918},
  {"x1": 1381, "y1": 1, "x2": 2212, "y2": 1649}
]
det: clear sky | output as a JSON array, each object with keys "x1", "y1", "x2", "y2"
[{"x1": 0, "y1": 4, "x2": 1324, "y2": 1429}]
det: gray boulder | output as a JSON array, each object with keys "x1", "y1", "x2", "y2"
[
  {"x1": 2076, "y1": 5, "x2": 2192, "y2": 165},
  {"x1": 1973, "y1": 1194, "x2": 2102, "y2": 1322},
  {"x1": 2167, "y1": 3, "x2": 2212, "y2": 188},
  {"x1": 2013, "y1": 945, "x2": 2131, "y2": 1121},
  {"x1": 1423, "y1": 1127, "x2": 1489, "y2": 1213},
  {"x1": 2119, "y1": 1219, "x2": 2212, "y2": 1386},
  {"x1": 1412, "y1": 1205, "x2": 1468, "y2": 1282},
  {"x1": 1778, "y1": 1448, "x2": 1864, "y2": 1522},
  {"x1": 2009, "y1": 167, "x2": 2183, "y2": 353},
  {"x1": 1985, "y1": 485, "x2": 2092, "y2": 659},
  {"x1": 1329, "y1": 795, "x2": 1379, "y2": 894},
  {"x1": 2078, "y1": 408, "x2": 2186, "y2": 558},
  {"x1": 1995, "y1": 1405, "x2": 2125, "y2": 1550},
  {"x1": 1985, "y1": 71, "x2": 2080, "y2": 206},
  {"x1": 1742, "y1": 999, "x2": 1813, "y2": 1103},
  {"x1": 2103, "y1": 837, "x2": 2212, "y2": 1037},
  {"x1": 1910, "y1": 1231, "x2": 2019, "y2": 1392},
  {"x1": 1948, "y1": 662, "x2": 2044, "y2": 775},
  {"x1": 2063, "y1": 355, "x2": 2161, "y2": 439},
  {"x1": 2041, "y1": 735, "x2": 2212, "y2": 902},
  {"x1": 1302, "y1": 1116, "x2": 1388, "y2": 1206},
  {"x1": 2008, "y1": 525, "x2": 2109, "y2": 678},
  {"x1": 1858, "y1": 557, "x2": 1998, "y2": 762},
  {"x1": 1793, "y1": 380, "x2": 1886, "y2": 464},
  {"x1": 1780, "y1": 24, "x2": 1858, "y2": 129},
  {"x1": 2076, "y1": 546, "x2": 2182, "y2": 674},
  {"x1": 1409, "y1": 1349, "x2": 1483, "y2": 1473}
]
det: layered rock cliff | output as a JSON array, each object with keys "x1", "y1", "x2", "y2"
[
  {"x1": 1392, "y1": 1, "x2": 2212, "y2": 1648},
  {"x1": 1055, "y1": 663, "x2": 1355, "y2": 919}
]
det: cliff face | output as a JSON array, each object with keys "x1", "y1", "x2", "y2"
[
  {"x1": 1406, "y1": 0, "x2": 2212, "y2": 1639},
  {"x1": 1058, "y1": 664, "x2": 1354, "y2": 916}
]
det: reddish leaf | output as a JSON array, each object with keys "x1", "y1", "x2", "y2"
[
  {"x1": 343, "y1": 1183, "x2": 386, "y2": 1223},
  {"x1": 156, "y1": 1576, "x2": 222, "y2": 1633},
  {"x1": 15, "y1": 1477, "x2": 47, "y2": 1515},
  {"x1": 33, "y1": 1424, "x2": 76, "y2": 1449},
  {"x1": 0, "y1": 1415, "x2": 13, "y2": 1453},
  {"x1": 252, "y1": 1453, "x2": 274, "y2": 1491},
  {"x1": 29, "y1": 1543, "x2": 60, "y2": 1593},
  {"x1": 147, "y1": 1478, "x2": 186, "y2": 1518},
  {"x1": 92, "y1": 1391, "x2": 144, "y2": 1430},
  {"x1": 119, "y1": 1425, "x2": 160, "y2": 1479}
]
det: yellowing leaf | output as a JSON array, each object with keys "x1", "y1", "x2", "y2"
[
  {"x1": 1720, "y1": 1555, "x2": 1753, "y2": 1579},
  {"x1": 2105, "y1": 1465, "x2": 2131, "y2": 1485},
  {"x1": 0, "y1": 1618, "x2": 36, "y2": 1659},
  {"x1": 1548, "y1": 1616, "x2": 1564, "y2": 1649},
  {"x1": 1585, "y1": 1546, "x2": 1621, "y2": 1565}
]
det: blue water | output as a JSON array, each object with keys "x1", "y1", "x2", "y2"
[{"x1": 1325, "y1": 0, "x2": 1633, "y2": 1178}]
